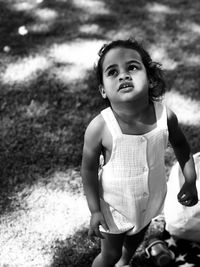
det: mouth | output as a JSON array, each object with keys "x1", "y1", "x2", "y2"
[{"x1": 119, "y1": 82, "x2": 134, "y2": 91}]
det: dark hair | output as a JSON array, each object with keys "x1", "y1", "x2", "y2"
[{"x1": 95, "y1": 39, "x2": 166, "y2": 101}]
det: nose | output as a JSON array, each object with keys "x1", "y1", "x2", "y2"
[{"x1": 119, "y1": 72, "x2": 132, "y2": 81}]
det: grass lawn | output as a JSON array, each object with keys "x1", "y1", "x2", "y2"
[{"x1": 0, "y1": 0, "x2": 200, "y2": 266}]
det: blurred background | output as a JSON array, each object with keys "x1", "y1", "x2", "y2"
[{"x1": 0, "y1": 0, "x2": 200, "y2": 266}]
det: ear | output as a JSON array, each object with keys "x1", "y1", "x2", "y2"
[
  {"x1": 149, "y1": 83, "x2": 154, "y2": 89},
  {"x1": 99, "y1": 85, "x2": 107, "y2": 99},
  {"x1": 148, "y1": 78, "x2": 154, "y2": 89}
]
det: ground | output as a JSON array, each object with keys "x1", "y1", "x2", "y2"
[{"x1": 0, "y1": 0, "x2": 200, "y2": 266}]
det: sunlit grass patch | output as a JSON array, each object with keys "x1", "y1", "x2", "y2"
[
  {"x1": 0, "y1": 170, "x2": 90, "y2": 266},
  {"x1": 146, "y1": 2, "x2": 178, "y2": 14},
  {"x1": 1, "y1": 55, "x2": 50, "y2": 86},
  {"x1": 1, "y1": 39, "x2": 105, "y2": 87},
  {"x1": 73, "y1": 0, "x2": 109, "y2": 15},
  {"x1": 49, "y1": 40, "x2": 104, "y2": 68},
  {"x1": 165, "y1": 91, "x2": 200, "y2": 126},
  {"x1": 149, "y1": 45, "x2": 178, "y2": 70}
]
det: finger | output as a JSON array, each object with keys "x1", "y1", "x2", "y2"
[
  {"x1": 180, "y1": 198, "x2": 195, "y2": 206},
  {"x1": 181, "y1": 199, "x2": 191, "y2": 206},
  {"x1": 100, "y1": 220, "x2": 109, "y2": 232},
  {"x1": 178, "y1": 193, "x2": 187, "y2": 201},
  {"x1": 88, "y1": 228, "x2": 93, "y2": 238},
  {"x1": 94, "y1": 227, "x2": 105, "y2": 239},
  {"x1": 89, "y1": 226, "x2": 104, "y2": 240},
  {"x1": 88, "y1": 228, "x2": 96, "y2": 242},
  {"x1": 186, "y1": 198, "x2": 198, "y2": 206}
]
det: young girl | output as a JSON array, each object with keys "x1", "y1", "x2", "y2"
[{"x1": 81, "y1": 39, "x2": 198, "y2": 267}]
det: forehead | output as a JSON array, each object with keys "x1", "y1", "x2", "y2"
[{"x1": 102, "y1": 47, "x2": 142, "y2": 69}]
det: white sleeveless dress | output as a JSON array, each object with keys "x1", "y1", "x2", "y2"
[{"x1": 99, "y1": 101, "x2": 169, "y2": 235}]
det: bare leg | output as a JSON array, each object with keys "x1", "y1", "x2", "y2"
[
  {"x1": 115, "y1": 224, "x2": 149, "y2": 267},
  {"x1": 92, "y1": 232, "x2": 126, "y2": 267}
]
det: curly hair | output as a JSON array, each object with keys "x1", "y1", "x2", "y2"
[{"x1": 95, "y1": 39, "x2": 166, "y2": 101}]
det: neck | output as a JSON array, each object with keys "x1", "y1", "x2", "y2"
[{"x1": 111, "y1": 98, "x2": 151, "y2": 121}]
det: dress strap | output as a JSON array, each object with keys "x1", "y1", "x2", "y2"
[
  {"x1": 101, "y1": 107, "x2": 122, "y2": 137},
  {"x1": 154, "y1": 102, "x2": 168, "y2": 130}
]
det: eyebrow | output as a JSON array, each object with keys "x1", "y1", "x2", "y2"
[
  {"x1": 104, "y1": 64, "x2": 117, "y2": 73},
  {"x1": 104, "y1": 60, "x2": 142, "y2": 73}
]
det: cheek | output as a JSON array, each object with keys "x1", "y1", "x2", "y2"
[
  {"x1": 102, "y1": 75, "x2": 107, "y2": 86},
  {"x1": 139, "y1": 73, "x2": 149, "y2": 86},
  {"x1": 103, "y1": 77, "x2": 114, "y2": 89},
  {"x1": 135, "y1": 75, "x2": 149, "y2": 92}
]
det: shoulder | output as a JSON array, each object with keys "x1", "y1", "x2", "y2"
[
  {"x1": 153, "y1": 101, "x2": 169, "y2": 124},
  {"x1": 154, "y1": 101, "x2": 177, "y2": 127},
  {"x1": 165, "y1": 105, "x2": 184, "y2": 145},
  {"x1": 84, "y1": 113, "x2": 105, "y2": 145},
  {"x1": 165, "y1": 106, "x2": 189, "y2": 148},
  {"x1": 166, "y1": 106, "x2": 178, "y2": 129},
  {"x1": 82, "y1": 114, "x2": 106, "y2": 170}
]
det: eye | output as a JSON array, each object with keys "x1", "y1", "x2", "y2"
[
  {"x1": 128, "y1": 64, "x2": 138, "y2": 71},
  {"x1": 107, "y1": 69, "x2": 118, "y2": 76}
]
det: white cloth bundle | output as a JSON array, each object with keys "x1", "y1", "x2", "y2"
[{"x1": 164, "y1": 152, "x2": 200, "y2": 241}]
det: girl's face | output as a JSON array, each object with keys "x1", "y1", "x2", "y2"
[{"x1": 99, "y1": 47, "x2": 150, "y2": 104}]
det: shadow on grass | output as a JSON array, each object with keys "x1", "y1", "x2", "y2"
[
  {"x1": 0, "y1": 0, "x2": 119, "y2": 55},
  {"x1": 1, "y1": 0, "x2": 199, "y2": 57},
  {"x1": 51, "y1": 227, "x2": 100, "y2": 267},
  {"x1": 0, "y1": 0, "x2": 83, "y2": 54}
]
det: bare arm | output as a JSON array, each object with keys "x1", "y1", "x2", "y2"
[
  {"x1": 167, "y1": 107, "x2": 198, "y2": 206},
  {"x1": 81, "y1": 115, "x2": 109, "y2": 238}
]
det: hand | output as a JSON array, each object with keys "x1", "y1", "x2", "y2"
[
  {"x1": 88, "y1": 211, "x2": 109, "y2": 240},
  {"x1": 177, "y1": 181, "x2": 198, "y2": 206}
]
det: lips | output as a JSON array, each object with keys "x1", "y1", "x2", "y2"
[{"x1": 119, "y1": 82, "x2": 134, "y2": 91}]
